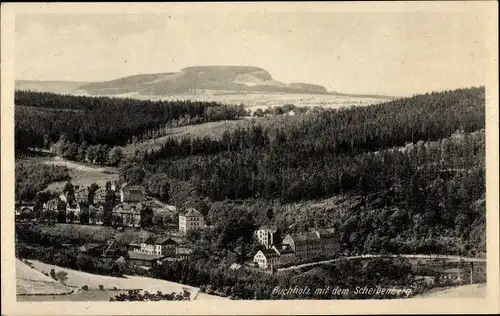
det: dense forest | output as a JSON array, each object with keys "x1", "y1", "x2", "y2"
[
  {"x1": 120, "y1": 87, "x2": 486, "y2": 255},
  {"x1": 14, "y1": 90, "x2": 247, "y2": 151},
  {"x1": 15, "y1": 160, "x2": 70, "y2": 201}
]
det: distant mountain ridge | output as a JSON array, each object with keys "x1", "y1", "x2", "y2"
[
  {"x1": 15, "y1": 66, "x2": 398, "y2": 100},
  {"x1": 76, "y1": 66, "x2": 330, "y2": 95}
]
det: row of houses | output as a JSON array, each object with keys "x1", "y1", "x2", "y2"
[
  {"x1": 79, "y1": 235, "x2": 194, "y2": 268},
  {"x1": 253, "y1": 226, "x2": 339, "y2": 269},
  {"x1": 30, "y1": 182, "x2": 208, "y2": 233}
]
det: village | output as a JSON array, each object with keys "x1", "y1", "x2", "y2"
[{"x1": 15, "y1": 181, "x2": 343, "y2": 272}]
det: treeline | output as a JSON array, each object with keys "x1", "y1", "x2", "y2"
[
  {"x1": 147, "y1": 256, "x2": 417, "y2": 299},
  {"x1": 16, "y1": 160, "x2": 70, "y2": 201},
  {"x1": 141, "y1": 87, "x2": 485, "y2": 202},
  {"x1": 110, "y1": 289, "x2": 191, "y2": 301},
  {"x1": 126, "y1": 87, "x2": 486, "y2": 255},
  {"x1": 15, "y1": 90, "x2": 247, "y2": 151},
  {"x1": 50, "y1": 135, "x2": 125, "y2": 166}
]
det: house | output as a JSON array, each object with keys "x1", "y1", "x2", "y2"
[
  {"x1": 179, "y1": 208, "x2": 205, "y2": 233},
  {"x1": 255, "y1": 226, "x2": 279, "y2": 247},
  {"x1": 112, "y1": 203, "x2": 143, "y2": 227},
  {"x1": 438, "y1": 268, "x2": 466, "y2": 284},
  {"x1": 414, "y1": 275, "x2": 436, "y2": 286},
  {"x1": 120, "y1": 184, "x2": 146, "y2": 203},
  {"x1": 78, "y1": 243, "x2": 106, "y2": 256},
  {"x1": 75, "y1": 187, "x2": 89, "y2": 204},
  {"x1": 253, "y1": 248, "x2": 280, "y2": 269},
  {"x1": 93, "y1": 188, "x2": 107, "y2": 204},
  {"x1": 43, "y1": 198, "x2": 60, "y2": 212},
  {"x1": 314, "y1": 228, "x2": 338, "y2": 256},
  {"x1": 176, "y1": 246, "x2": 193, "y2": 260},
  {"x1": 66, "y1": 201, "x2": 81, "y2": 217},
  {"x1": 272, "y1": 244, "x2": 296, "y2": 264},
  {"x1": 229, "y1": 263, "x2": 242, "y2": 271},
  {"x1": 282, "y1": 228, "x2": 338, "y2": 260},
  {"x1": 102, "y1": 238, "x2": 127, "y2": 258},
  {"x1": 282, "y1": 232, "x2": 322, "y2": 260},
  {"x1": 131, "y1": 236, "x2": 177, "y2": 256},
  {"x1": 78, "y1": 239, "x2": 126, "y2": 258},
  {"x1": 126, "y1": 250, "x2": 165, "y2": 268},
  {"x1": 89, "y1": 203, "x2": 104, "y2": 225}
]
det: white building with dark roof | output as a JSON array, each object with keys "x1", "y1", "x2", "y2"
[
  {"x1": 130, "y1": 236, "x2": 178, "y2": 256},
  {"x1": 179, "y1": 208, "x2": 205, "y2": 233},
  {"x1": 113, "y1": 203, "x2": 143, "y2": 227},
  {"x1": 254, "y1": 248, "x2": 280, "y2": 269},
  {"x1": 255, "y1": 225, "x2": 279, "y2": 247}
]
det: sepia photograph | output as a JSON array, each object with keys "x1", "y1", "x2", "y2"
[{"x1": 1, "y1": 1, "x2": 499, "y2": 315}]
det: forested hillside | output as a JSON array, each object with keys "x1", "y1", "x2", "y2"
[
  {"x1": 121, "y1": 87, "x2": 485, "y2": 255},
  {"x1": 15, "y1": 86, "x2": 486, "y2": 299},
  {"x1": 15, "y1": 87, "x2": 486, "y2": 256},
  {"x1": 14, "y1": 91, "x2": 246, "y2": 151}
]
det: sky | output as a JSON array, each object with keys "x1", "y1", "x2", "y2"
[{"x1": 15, "y1": 11, "x2": 489, "y2": 96}]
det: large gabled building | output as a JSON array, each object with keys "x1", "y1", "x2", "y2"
[
  {"x1": 254, "y1": 225, "x2": 279, "y2": 247},
  {"x1": 179, "y1": 208, "x2": 205, "y2": 233},
  {"x1": 120, "y1": 184, "x2": 146, "y2": 203},
  {"x1": 282, "y1": 228, "x2": 338, "y2": 260},
  {"x1": 253, "y1": 248, "x2": 280, "y2": 269},
  {"x1": 112, "y1": 203, "x2": 143, "y2": 227}
]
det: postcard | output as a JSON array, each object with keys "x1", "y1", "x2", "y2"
[{"x1": 1, "y1": 1, "x2": 498, "y2": 315}]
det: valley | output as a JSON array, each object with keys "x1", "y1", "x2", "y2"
[{"x1": 14, "y1": 86, "x2": 486, "y2": 300}]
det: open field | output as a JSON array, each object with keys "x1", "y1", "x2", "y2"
[
  {"x1": 123, "y1": 119, "x2": 252, "y2": 156},
  {"x1": 16, "y1": 259, "x2": 73, "y2": 295},
  {"x1": 41, "y1": 158, "x2": 119, "y2": 192},
  {"x1": 70, "y1": 89, "x2": 392, "y2": 110},
  {"x1": 18, "y1": 260, "x2": 226, "y2": 301}
]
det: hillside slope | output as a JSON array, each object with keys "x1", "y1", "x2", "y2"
[
  {"x1": 77, "y1": 66, "x2": 330, "y2": 95},
  {"x1": 15, "y1": 80, "x2": 87, "y2": 94},
  {"x1": 16, "y1": 259, "x2": 73, "y2": 295}
]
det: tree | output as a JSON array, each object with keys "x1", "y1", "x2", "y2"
[
  {"x1": 140, "y1": 207, "x2": 154, "y2": 227},
  {"x1": 108, "y1": 146, "x2": 124, "y2": 166},
  {"x1": 63, "y1": 181, "x2": 75, "y2": 196},
  {"x1": 86, "y1": 145, "x2": 98, "y2": 163},
  {"x1": 112, "y1": 214, "x2": 123, "y2": 227},
  {"x1": 53, "y1": 134, "x2": 69, "y2": 157},
  {"x1": 43, "y1": 134, "x2": 52, "y2": 149},
  {"x1": 79, "y1": 206, "x2": 90, "y2": 224},
  {"x1": 253, "y1": 108, "x2": 265, "y2": 117},
  {"x1": 87, "y1": 183, "x2": 100, "y2": 204},
  {"x1": 67, "y1": 211, "x2": 75, "y2": 223},
  {"x1": 77, "y1": 141, "x2": 88, "y2": 161},
  {"x1": 63, "y1": 142, "x2": 79, "y2": 160},
  {"x1": 55, "y1": 271, "x2": 68, "y2": 284},
  {"x1": 123, "y1": 165, "x2": 146, "y2": 185}
]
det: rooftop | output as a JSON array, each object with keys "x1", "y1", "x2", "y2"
[
  {"x1": 288, "y1": 232, "x2": 320, "y2": 242},
  {"x1": 127, "y1": 250, "x2": 165, "y2": 261},
  {"x1": 143, "y1": 236, "x2": 178, "y2": 245},
  {"x1": 258, "y1": 225, "x2": 278, "y2": 233},
  {"x1": 259, "y1": 248, "x2": 280, "y2": 258},
  {"x1": 273, "y1": 244, "x2": 295, "y2": 255},
  {"x1": 114, "y1": 203, "x2": 143, "y2": 212},
  {"x1": 183, "y1": 208, "x2": 203, "y2": 217}
]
